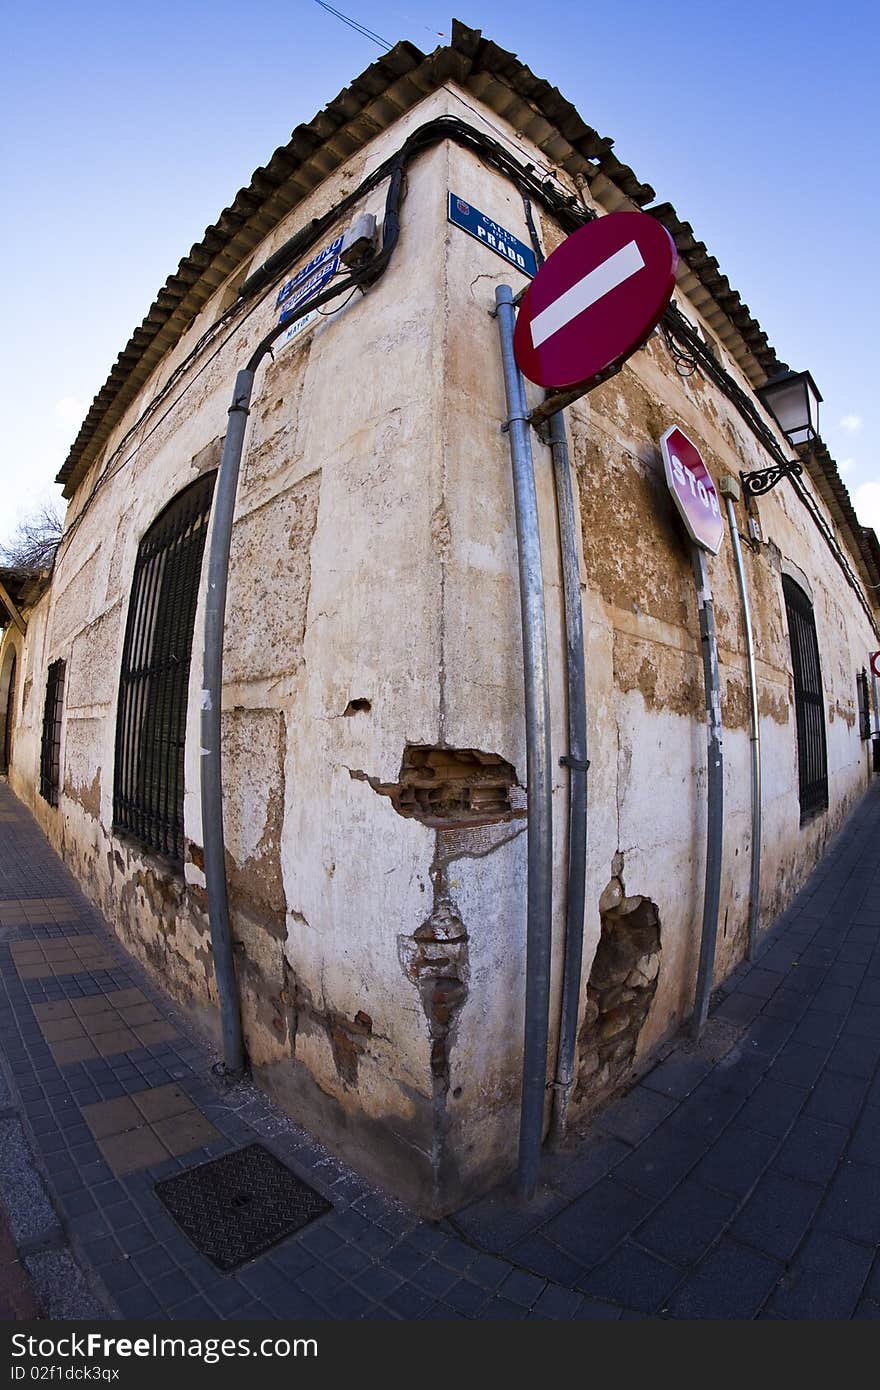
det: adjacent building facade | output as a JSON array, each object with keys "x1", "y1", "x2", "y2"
[{"x1": 3, "y1": 22, "x2": 879, "y2": 1213}]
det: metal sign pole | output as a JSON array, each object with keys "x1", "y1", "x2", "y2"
[
  {"x1": 691, "y1": 544, "x2": 724, "y2": 1038},
  {"x1": 721, "y1": 482, "x2": 761, "y2": 961},
  {"x1": 870, "y1": 666, "x2": 880, "y2": 776},
  {"x1": 545, "y1": 405, "x2": 589, "y2": 1147},
  {"x1": 495, "y1": 285, "x2": 554, "y2": 1201}
]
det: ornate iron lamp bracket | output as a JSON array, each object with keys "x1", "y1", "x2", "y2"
[{"x1": 740, "y1": 459, "x2": 804, "y2": 497}]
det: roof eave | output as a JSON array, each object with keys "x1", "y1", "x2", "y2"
[{"x1": 56, "y1": 19, "x2": 787, "y2": 498}]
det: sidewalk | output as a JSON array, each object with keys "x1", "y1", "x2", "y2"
[
  {"x1": 0, "y1": 1200, "x2": 39, "y2": 1319},
  {"x1": 2, "y1": 775, "x2": 880, "y2": 1320}
]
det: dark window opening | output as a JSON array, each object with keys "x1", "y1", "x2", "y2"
[
  {"x1": 782, "y1": 575, "x2": 828, "y2": 823},
  {"x1": 857, "y1": 669, "x2": 872, "y2": 741},
  {"x1": 39, "y1": 660, "x2": 65, "y2": 806},
  {"x1": 2, "y1": 651, "x2": 17, "y2": 773},
  {"x1": 114, "y1": 472, "x2": 215, "y2": 864}
]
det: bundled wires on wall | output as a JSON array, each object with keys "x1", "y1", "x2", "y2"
[
  {"x1": 53, "y1": 112, "x2": 876, "y2": 632},
  {"x1": 55, "y1": 117, "x2": 586, "y2": 561},
  {"x1": 661, "y1": 301, "x2": 877, "y2": 627}
]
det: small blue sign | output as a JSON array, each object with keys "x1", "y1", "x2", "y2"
[
  {"x1": 447, "y1": 193, "x2": 537, "y2": 278},
  {"x1": 278, "y1": 258, "x2": 340, "y2": 325},
  {"x1": 276, "y1": 235, "x2": 344, "y2": 308}
]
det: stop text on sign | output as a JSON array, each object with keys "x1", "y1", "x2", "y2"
[
  {"x1": 670, "y1": 450, "x2": 718, "y2": 515},
  {"x1": 660, "y1": 425, "x2": 725, "y2": 555}
]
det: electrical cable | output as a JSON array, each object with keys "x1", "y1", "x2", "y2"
[
  {"x1": 55, "y1": 290, "x2": 272, "y2": 558},
  {"x1": 315, "y1": 284, "x2": 361, "y2": 316},
  {"x1": 312, "y1": 1, "x2": 391, "y2": 49},
  {"x1": 56, "y1": 111, "x2": 876, "y2": 631},
  {"x1": 659, "y1": 301, "x2": 877, "y2": 628},
  {"x1": 58, "y1": 117, "x2": 589, "y2": 559}
]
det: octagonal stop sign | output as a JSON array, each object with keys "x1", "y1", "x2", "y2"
[{"x1": 660, "y1": 426, "x2": 724, "y2": 555}]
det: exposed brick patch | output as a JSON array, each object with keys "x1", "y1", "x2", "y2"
[
  {"x1": 576, "y1": 860, "x2": 661, "y2": 1107},
  {"x1": 352, "y1": 745, "x2": 522, "y2": 829}
]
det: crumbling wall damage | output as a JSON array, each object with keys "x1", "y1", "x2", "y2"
[
  {"x1": 241, "y1": 943, "x2": 375, "y2": 1089},
  {"x1": 351, "y1": 744, "x2": 521, "y2": 828},
  {"x1": 576, "y1": 855, "x2": 661, "y2": 1106},
  {"x1": 398, "y1": 899, "x2": 469, "y2": 1091}
]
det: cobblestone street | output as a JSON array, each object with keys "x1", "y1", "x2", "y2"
[{"x1": 2, "y1": 776, "x2": 880, "y2": 1320}]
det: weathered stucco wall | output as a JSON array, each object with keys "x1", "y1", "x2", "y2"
[{"x1": 4, "y1": 80, "x2": 878, "y2": 1213}]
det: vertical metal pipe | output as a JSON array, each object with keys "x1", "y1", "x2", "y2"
[
  {"x1": 199, "y1": 367, "x2": 254, "y2": 1079},
  {"x1": 519, "y1": 196, "x2": 588, "y2": 1147},
  {"x1": 495, "y1": 285, "x2": 554, "y2": 1200},
  {"x1": 690, "y1": 545, "x2": 724, "y2": 1039},
  {"x1": 870, "y1": 668, "x2": 880, "y2": 778},
  {"x1": 724, "y1": 495, "x2": 762, "y2": 961},
  {"x1": 546, "y1": 407, "x2": 589, "y2": 1146}
]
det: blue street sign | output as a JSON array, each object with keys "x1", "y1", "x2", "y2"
[
  {"x1": 278, "y1": 258, "x2": 340, "y2": 324},
  {"x1": 276, "y1": 235, "x2": 344, "y2": 308},
  {"x1": 447, "y1": 193, "x2": 537, "y2": 278}
]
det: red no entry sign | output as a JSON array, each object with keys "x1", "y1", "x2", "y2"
[
  {"x1": 660, "y1": 426, "x2": 724, "y2": 555},
  {"x1": 513, "y1": 211, "x2": 677, "y2": 391}
]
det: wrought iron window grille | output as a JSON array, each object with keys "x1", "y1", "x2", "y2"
[
  {"x1": 782, "y1": 575, "x2": 828, "y2": 823},
  {"x1": 857, "y1": 669, "x2": 872, "y2": 742},
  {"x1": 39, "y1": 659, "x2": 65, "y2": 806},
  {"x1": 113, "y1": 473, "x2": 216, "y2": 864}
]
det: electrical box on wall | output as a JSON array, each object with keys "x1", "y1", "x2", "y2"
[{"x1": 340, "y1": 213, "x2": 377, "y2": 267}]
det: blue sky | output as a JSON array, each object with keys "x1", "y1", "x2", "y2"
[{"x1": 2, "y1": 1, "x2": 878, "y2": 547}]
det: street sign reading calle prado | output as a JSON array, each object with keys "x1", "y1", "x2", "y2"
[
  {"x1": 513, "y1": 210, "x2": 678, "y2": 391},
  {"x1": 660, "y1": 425, "x2": 725, "y2": 555}
]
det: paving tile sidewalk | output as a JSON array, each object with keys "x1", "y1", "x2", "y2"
[
  {"x1": 2, "y1": 776, "x2": 880, "y2": 1320},
  {"x1": 0, "y1": 1198, "x2": 39, "y2": 1319}
]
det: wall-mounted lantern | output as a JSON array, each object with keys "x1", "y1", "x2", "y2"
[
  {"x1": 742, "y1": 368, "x2": 823, "y2": 497},
  {"x1": 757, "y1": 368, "x2": 822, "y2": 446}
]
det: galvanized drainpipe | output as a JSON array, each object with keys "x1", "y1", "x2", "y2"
[
  {"x1": 495, "y1": 285, "x2": 554, "y2": 1200},
  {"x1": 200, "y1": 368, "x2": 255, "y2": 1078},
  {"x1": 721, "y1": 479, "x2": 762, "y2": 961},
  {"x1": 519, "y1": 198, "x2": 590, "y2": 1148},
  {"x1": 198, "y1": 177, "x2": 401, "y2": 1083},
  {"x1": 690, "y1": 545, "x2": 724, "y2": 1039},
  {"x1": 546, "y1": 406, "x2": 589, "y2": 1146}
]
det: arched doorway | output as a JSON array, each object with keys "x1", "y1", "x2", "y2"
[{"x1": 0, "y1": 644, "x2": 18, "y2": 774}]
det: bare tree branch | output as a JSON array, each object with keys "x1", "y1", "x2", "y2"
[{"x1": 0, "y1": 501, "x2": 64, "y2": 574}]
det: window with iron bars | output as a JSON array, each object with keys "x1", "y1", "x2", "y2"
[
  {"x1": 114, "y1": 472, "x2": 216, "y2": 865},
  {"x1": 782, "y1": 575, "x2": 828, "y2": 823},
  {"x1": 39, "y1": 659, "x2": 65, "y2": 806},
  {"x1": 857, "y1": 669, "x2": 872, "y2": 741}
]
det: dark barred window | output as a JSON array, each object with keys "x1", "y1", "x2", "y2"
[
  {"x1": 782, "y1": 575, "x2": 828, "y2": 823},
  {"x1": 114, "y1": 473, "x2": 215, "y2": 864},
  {"x1": 1, "y1": 650, "x2": 17, "y2": 773},
  {"x1": 857, "y1": 669, "x2": 872, "y2": 741},
  {"x1": 39, "y1": 659, "x2": 65, "y2": 805}
]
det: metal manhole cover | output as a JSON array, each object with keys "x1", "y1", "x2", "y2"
[{"x1": 155, "y1": 1143, "x2": 331, "y2": 1271}]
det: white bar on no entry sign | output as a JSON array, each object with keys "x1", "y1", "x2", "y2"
[{"x1": 530, "y1": 240, "x2": 646, "y2": 349}]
